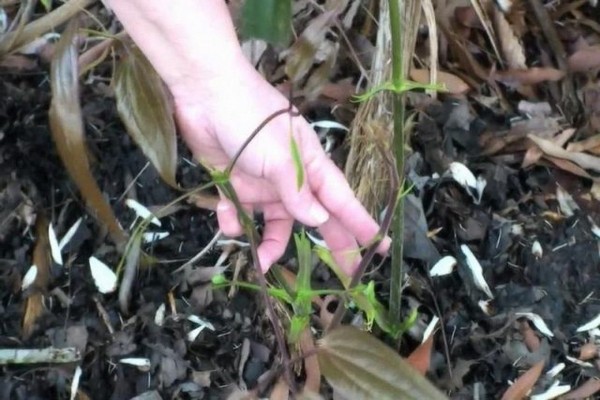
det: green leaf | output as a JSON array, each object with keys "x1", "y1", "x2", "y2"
[
  {"x1": 241, "y1": 0, "x2": 291, "y2": 46},
  {"x1": 211, "y1": 274, "x2": 228, "y2": 285},
  {"x1": 114, "y1": 44, "x2": 178, "y2": 188},
  {"x1": 40, "y1": 0, "x2": 52, "y2": 12},
  {"x1": 318, "y1": 326, "x2": 448, "y2": 400},
  {"x1": 49, "y1": 19, "x2": 127, "y2": 246},
  {"x1": 290, "y1": 135, "x2": 304, "y2": 191},
  {"x1": 290, "y1": 315, "x2": 310, "y2": 343},
  {"x1": 314, "y1": 245, "x2": 350, "y2": 288},
  {"x1": 294, "y1": 231, "x2": 312, "y2": 292}
]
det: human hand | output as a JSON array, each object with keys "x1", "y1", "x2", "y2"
[{"x1": 171, "y1": 54, "x2": 390, "y2": 275}]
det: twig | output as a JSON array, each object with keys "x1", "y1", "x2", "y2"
[{"x1": 171, "y1": 229, "x2": 223, "y2": 274}]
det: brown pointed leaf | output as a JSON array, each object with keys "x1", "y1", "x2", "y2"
[
  {"x1": 528, "y1": 134, "x2": 600, "y2": 173},
  {"x1": 114, "y1": 44, "x2": 178, "y2": 188},
  {"x1": 49, "y1": 19, "x2": 127, "y2": 246},
  {"x1": 500, "y1": 361, "x2": 544, "y2": 400},
  {"x1": 317, "y1": 326, "x2": 448, "y2": 400},
  {"x1": 493, "y1": 7, "x2": 526, "y2": 70},
  {"x1": 494, "y1": 67, "x2": 565, "y2": 86},
  {"x1": 564, "y1": 377, "x2": 600, "y2": 399},
  {"x1": 407, "y1": 336, "x2": 434, "y2": 375},
  {"x1": 410, "y1": 69, "x2": 470, "y2": 94}
]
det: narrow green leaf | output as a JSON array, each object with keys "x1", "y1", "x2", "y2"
[
  {"x1": 290, "y1": 135, "x2": 304, "y2": 191},
  {"x1": 49, "y1": 19, "x2": 127, "y2": 246},
  {"x1": 318, "y1": 326, "x2": 448, "y2": 400},
  {"x1": 241, "y1": 0, "x2": 291, "y2": 46},
  {"x1": 294, "y1": 231, "x2": 312, "y2": 292},
  {"x1": 114, "y1": 44, "x2": 178, "y2": 188},
  {"x1": 40, "y1": 0, "x2": 52, "y2": 12}
]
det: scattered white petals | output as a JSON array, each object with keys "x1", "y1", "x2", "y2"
[
  {"x1": 48, "y1": 223, "x2": 63, "y2": 266},
  {"x1": 422, "y1": 316, "x2": 439, "y2": 343},
  {"x1": 306, "y1": 231, "x2": 328, "y2": 249},
  {"x1": 70, "y1": 365, "x2": 82, "y2": 400},
  {"x1": 461, "y1": 244, "x2": 494, "y2": 299},
  {"x1": 449, "y1": 162, "x2": 477, "y2": 190},
  {"x1": 125, "y1": 199, "x2": 161, "y2": 227},
  {"x1": 556, "y1": 186, "x2": 579, "y2": 217},
  {"x1": 119, "y1": 358, "x2": 151, "y2": 371},
  {"x1": 478, "y1": 300, "x2": 492, "y2": 315},
  {"x1": 430, "y1": 256, "x2": 457, "y2": 277},
  {"x1": 531, "y1": 241, "x2": 543, "y2": 258},
  {"x1": 515, "y1": 312, "x2": 554, "y2": 337},
  {"x1": 530, "y1": 381, "x2": 571, "y2": 400},
  {"x1": 475, "y1": 176, "x2": 487, "y2": 204},
  {"x1": 22, "y1": 265, "x2": 38, "y2": 291},
  {"x1": 154, "y1": 303, "x2": 166, "y2": 327},
  {"x1": 310, "y1": 120, "x2": 349, "y2": 131},
  {"x1": 576, "y1": 313, "x2": 600, "y2": 332},
  {"x1": 187, "y1": 315, "x2": 215, "y2": 331},
  {"x1": 88, "y1": 257, "x2": 117, "y2": 294},
  {"x1": 545, "y1": 363, "x2": 565, "y2": 378},
  {"x1": 142, "y1": 231, "x2": 170, "y2": 243},
  {"x1": 588, "y1": 328, "x2": 600, "y2": 339},
  {"x1": 216, "y1": 239, "x2": 250, "y2": 247},
  {"x1": 566, "y1": 355, "x2": 594, "y2": 368},
  {"x1": 496, "y1": 0, "x2": 513, "y2": 13},
  {"x1": 17, "y1": 32, "x2": 60, "y2": 55},
  {"x1": 58, "y1": 218, "x2": 83, "y2": 251}
]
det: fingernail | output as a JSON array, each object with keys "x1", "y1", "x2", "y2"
[
  {"x1": 310, "y1": 204, "x2": 329, "y2": 225},
  {"x1": 379, "y1": 236, "x2": 392, "y2": 254}
]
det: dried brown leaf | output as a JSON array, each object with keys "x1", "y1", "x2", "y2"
[
  {"x1": 567, "y1": 135, "x2": 600, "y2": 153},
  {"x1": 454, "y1": 6, "x2": 481, "y2": 28},
  {"x1": 578, "y1": 342, "x2": 599, "y2": 361},
  {"x1": 518, "y1": 320, "x2": 540, "y2": 353},
  {"x1": 284, "y1": 11, "x2": 337, "y2": 84},
  {"x1": 544, "y1": 156, "x2": 596, "y2": 181},
  {"x1": 493, "y1": 7, "x2": 526, "y2": 69},
  {"x1": 500, "y1": 361, "x2": 544, "y2": 400},
  {"x1": 528, "y1": 134, "x2": 600, "y2": 173},
  {"x1": 114, "y1": 44, "x2": 178, "y2": 188},
  {"x1": 317, "y1": 326, "x2": 448, "y2": 400},
  {"x1": 407, "y1": 336, "x2": 434, "y2": 375},
  {"x1": 564, "y1": 378, "x2": 600, "y2": 399},
  {"x1": 410, "y1": 68, "x2": 470, "y2": 94},
  {"x1": 494, "y1": 67, "x2": 565, "y2": 86},
  {"x1": 300, "y1": 328, "x2": 321, "y2": 393},
  {"x1": 49, "y1": 19, "x2": 127, "y2": 245},
  {"x1": 522, "y1": 128, "x2": 575, "y2": 168}
]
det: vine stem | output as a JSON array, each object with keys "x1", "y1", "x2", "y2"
[{"x1": 388, "y1": 0, "x2": 406, "y2": 326}]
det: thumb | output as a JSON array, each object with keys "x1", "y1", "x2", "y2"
[{"x1": 269, "y1": 165, "x2": 329, "y2": 227}]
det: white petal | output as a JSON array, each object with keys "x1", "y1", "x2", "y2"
[
  {"x1": 306, "y1": 231, "x2": 328, "y2": 249},
  {"x1": 422, "y1": 316, "x2": 439, "y2": 343},
  {"x1": 511, "y1": 224, "x2": 524, "y2": 236},
  {"x1": 515, "y1": 312, "x2": 554, "y2": 337},
  {"x1": 22, "y1": 265, "x2": 38, "y2": 290},
  {"x1": 89, "y1": 256, "x2": 117, "y2": 294},
  {"x1": 48, "y1": 223, "x2": 63, "y2": 266},
  {"x1": 310, "y1": 120, "x2": 349, "y2": 131},
  {"x1": 187, "y1": 325, "x2": 206, "y2": 342},
  {"x1": 475, "y1": 175, "x2": 487, "y2": 204},
  {"x1": 0, "y1": 9, "x2": 7, "y2": 33},
  {"x1": 496, "y1": 0, "x2": 512, "y2": 13},
  {"x1": 154, "y1": 303, "x2": 166, "y2": 327},
  {"x1": 531, "y1": 241, "x2": 543, "y2": 258},
  {"x1": 530, "y1": 382, "x2": 571, "y2": 400},
  {"x1": 142, "y1": 231, "x2": 170, "y2": 243},
  {"x1": 187, "y1": 315, "x2": 215, "y2": 331},
  {"x1": 58, "y1": 218, "x2": 83, "y2": 251},
  {"x1": 588, "y1": 216, "x2": 600, "y2": 239},
  {"x1": 119, "y1": 358, "x2": 151, "y2": 371},
  {"x1": 478, "y1": 300, "x2": 492, "y2": 315},
  {"x1": 70, "y1": 365, "x2": 82, "y2": 400},
  {"x1": 566, "y1": 355, "x2": 594, "y2": 368},
  {"x1": 430, "y1": 256, "x2": 457, "y2": 277},
  {"x1": 461, "y1": 244, "x2": 494, "y2": 299},
  {"x1": 556, "y1": 186, "x2": 578, "y2": 217},
  {"x1": 125, "y1": 199, "x2": 161, "y2": 227},
  {"x1": 449, "y1": 162, "x2": 477, "y2": 189},
  {"x1": 545, "y1": 363, "x2": 565, "y2": 378},
  {"x1": 576, "y1": 313, "x2": 600, "y2": 332}
]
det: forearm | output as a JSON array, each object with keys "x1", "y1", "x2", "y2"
[{"x1": 102, "y1": 0, "x2": 244, "y2": 90}]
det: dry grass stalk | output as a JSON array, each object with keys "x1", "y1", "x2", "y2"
[{"x1": 344, "y1": 0, "x2": 421, "y2": 215}]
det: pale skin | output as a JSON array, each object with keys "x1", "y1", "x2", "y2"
[{"x1": 103, "y1": 0, "x2": 390, "y2": 274}]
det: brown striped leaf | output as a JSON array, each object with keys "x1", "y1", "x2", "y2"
[
  {"x1": 49, "y1": 19, "x2": 127, "y2": 246},
  {"x1": 114, "y1": 44, "x2": 178, "y2": 188},
  {"x1": 500, "y1": 361, "x2": 544, "y2": 400},
  {"x1": 317, "y1": 326, "x2": 448, "y2": 400}
]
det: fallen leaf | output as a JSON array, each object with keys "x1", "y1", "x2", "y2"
[
  {"x1": 567, "y1": 45, "x2": 600, "y2": 72},
  {"x1": 493, "y1": 7, "x2": 526, "y2": 69},
  {"x1": 528, "y1": 134, "x2": 600, "y2": 173},
  {"x1": 564, "y1": 377, "x2": 600, "y2": 399},
  {"x1": 114, "y1": 43, "x2": 178, "y2": 188},
  {"x1": 500, "y1": 361, "x2": 544, "y2": 400},
  {"x1": 566, "y1": 134, "x2": 600, "y2": 153},
  {"x1": 410, "y1": 69, "x2": 470, "y2": 94},
  {"x1": 494, "y1": 67, "x2": 565, "y2": 86},
  {"x1": 407, "y1": 336, "x2": 434, "y2": 375},
  {"x1": 317, "y1": 326, "x2": 448, "y2": 399},
  {"x1": 49, "y1": 19, "x2": 127, "y2": 245}
]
